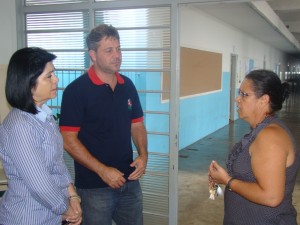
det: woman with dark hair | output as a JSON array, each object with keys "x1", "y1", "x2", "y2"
[
  {"x1": 0, "y1": 47, "x2": 82, "y2": 225},
  {"x1": 208, "y1": 69, "x2": 299, "y2": 225}
]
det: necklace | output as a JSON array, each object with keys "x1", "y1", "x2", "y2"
[
  {"x1": 255, "y1": 113, "x2": 273, "y2": 128},
  {"x1": 255, "y1": 114, "x2": 274, "y2": 129}
]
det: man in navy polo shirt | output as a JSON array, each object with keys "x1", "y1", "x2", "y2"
[{"x1": 59, "y1": 24, "x2": 148, "y2": 225}]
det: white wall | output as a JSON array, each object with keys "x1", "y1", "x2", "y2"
[
  {"x1": 0, "y1": 0, "x2": 17, "y2": 170},
  {"x1": 180, "y1": 4, "x2": 288, "y2": 84},
  {"x1": 0, "y1": 0, "x2": 16, "y2": 123}
]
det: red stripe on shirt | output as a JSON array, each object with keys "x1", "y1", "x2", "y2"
[
  {"x1": 59, "y1": 126, "x2": 80, "y2": 132},
  {"x1": 132, "y1": 117, "x2": 143, "y2": 123},
  {"x1": 88, "y1": 66, "x2": 124, "y2": 85}
]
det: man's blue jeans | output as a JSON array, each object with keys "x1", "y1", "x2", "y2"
[{"x1": 77, "y1": 180, "x2": 143, "y2": 225}]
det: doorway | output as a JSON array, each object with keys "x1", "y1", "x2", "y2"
[{"x1": 229, "y1": 54, "x2": 238, "y2": 122}]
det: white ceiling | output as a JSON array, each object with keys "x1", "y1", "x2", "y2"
[
  {"x1": 268, "y1": 0, "x2": 300, "y2": 46},
  {"x1": 191, "y1": 0, "x2": 300, "y2": 59}
]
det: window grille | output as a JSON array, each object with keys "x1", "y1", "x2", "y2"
[{"x1": 25, "y1": 0, "x2": 88, "y2": 6}]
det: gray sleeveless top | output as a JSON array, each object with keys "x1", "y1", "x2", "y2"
[{"x1": 224, "y1": 116, "x2": 300, "y2": 225}]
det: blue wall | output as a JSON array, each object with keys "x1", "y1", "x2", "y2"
[
  {"x1": 132, "y1": 71, "x2": 231, "y2": 153},
  {"x1": 178, "y1": 72, "x2": 231, "y2": 149}
]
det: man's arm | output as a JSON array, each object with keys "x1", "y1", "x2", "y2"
[
  {"x1": 128, "y1": 122, "x2": 148, "y2": 180},
  {"x1": 61, "y1": 131, "x2": 126, "y2": 188}
]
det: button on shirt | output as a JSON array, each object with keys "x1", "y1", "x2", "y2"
[{"x1": 0, "y1": 105, "x2": 72, "y2": 225}]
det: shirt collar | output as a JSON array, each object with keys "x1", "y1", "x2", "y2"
[
  {"x1": 35, "y1": 104, "x2": 53, "y2": 122},
  {"x1": 88, "y1": 65, "x2": 124, "y2": 85}
]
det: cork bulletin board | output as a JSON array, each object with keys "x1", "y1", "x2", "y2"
[{"x1": 162, "y1": 47, "x2": 222, "y2": 100}]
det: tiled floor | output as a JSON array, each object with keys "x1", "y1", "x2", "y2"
[{"x1": 178, "y1": 92, "x2": 300, "y2": 225}]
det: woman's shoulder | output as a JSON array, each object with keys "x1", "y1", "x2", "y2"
[
  {"x1": 2, "y1": 109, "x2": 41, "y2": 133},
  {"x1": 257, "y1": 122, "x2": 289, "y2": 143},
  {"x1": 253, "y1": 122, "x2": 293, "y2": 156},
  {"x1": 262, "y1": 121, "x2": 289, "y2": 136}
]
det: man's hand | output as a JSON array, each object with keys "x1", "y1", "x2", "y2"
[
  {"x1": 128, "y1": 155, "x2": 147, "y2": 180},
  {"x1": 100, "y1": 166, "x2": 126, "y2": 189}
]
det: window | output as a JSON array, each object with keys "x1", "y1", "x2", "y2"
[{"x1": 25, "y1": 10, "x2": 89, "y2": 116}]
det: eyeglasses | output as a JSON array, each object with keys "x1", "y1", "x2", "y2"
[{"x1": 238, "y1": 90, "x2": 252, "y2": 98}]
